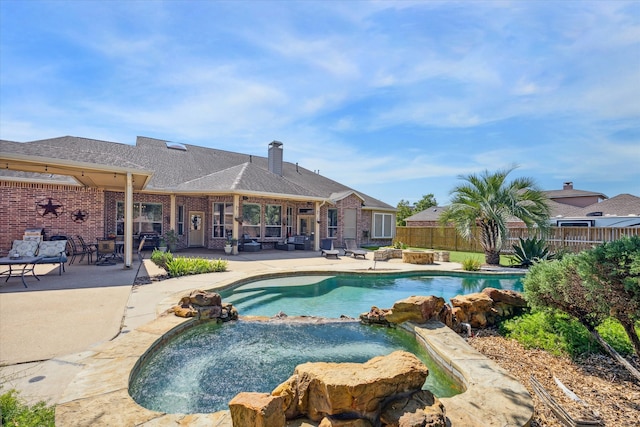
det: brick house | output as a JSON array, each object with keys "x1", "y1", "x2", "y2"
[{"x1": 1, "y1": 136, "x2": 396, "y2": 266}]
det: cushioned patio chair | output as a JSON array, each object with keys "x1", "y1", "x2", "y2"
[
  {"x1": 36, "y1": 240, "x2": 68, "y2": 275},
  {"x1": 10, "y1": 239, "x2": 39, "y2": 258},
  {"x1": 320, "y1": 238, "x2": 340, "y2": 259},
  {"x1": 344, "y1": 238, "x2": 367, "y2": 259}
]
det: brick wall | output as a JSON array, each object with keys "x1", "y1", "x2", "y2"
[{"x1": 0, "y1": 181, "x2": 104, "y2": 250}]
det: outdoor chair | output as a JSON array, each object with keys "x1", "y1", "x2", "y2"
[
  {"x1": 36, "y1": 240, "x2": 68, "y2": 275},
  {"x1": 66, "y1": 237, "x2": 88, "y2": 265},
  {"x1": 9, "y1": 239, "x2": 39, "y2": 257},
  {"x1": 76, "y1": 235, "x2": 96, "y2": 265},
  {"x1": 344, "y1": 238, "x2": 367, "y2": 259},
  {"x1": 96, "y1": 239, "x2": 116, "y2": 265},
  {"x1": 320, "y1": 238, "x2": 340, "y2": 259}
]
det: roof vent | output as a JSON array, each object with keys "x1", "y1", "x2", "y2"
[
  {"x1": 166, "y1": 141, "x2": 187, "y2": 151},
  {"x1": 586, "y1": 211, "x2": 602, "y2": 217}
]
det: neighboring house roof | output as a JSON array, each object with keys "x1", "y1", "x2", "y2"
[
  {"x1": 566, "y1": 194, "x2": 640, "y2": 217},
  {"x1": 0, "y1": 136, "x2": 394, "y2": 210},
  {"x1": 548, "y1": 200, "x2": 583, "y2": 218},
  {"x1": 405, "y1": 206, "x2": 448, "y2": 222},
  {"x1": 406, "y1": 196, "x2": 639, "y2": 225},
  {"x1": 543, "y1": 183, "x2": 608, "y2": 202}
]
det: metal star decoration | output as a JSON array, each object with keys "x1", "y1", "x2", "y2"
[
  {"x1": 72, "y1": 209, "x2": 88, "y2": 223},
  {"x1": 36, "y1": 197, "x2": 65, "y2": 218}
]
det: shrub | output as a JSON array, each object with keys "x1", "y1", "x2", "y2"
[
  {"x1": 393, "y1": 240, "x2": 407, "y2": 249},
  {"x1": 165, "y1": 257, "x2": 228, "y2": 277},
  {"x1": 500, "y1": 311, "x2": 595, "y2": 357},
  {"x1": 461, "y1": 257, "x2": 482, "y2": 271},
  {"x1": 0, "y1": 388, "x2": 55, "y2": 427},
  {"x1": 500, "y1": 311, "x2": 637, "y2": 357},
  {"x1": 510, "y1": 237, "x2": 550, "y2": 268},
  {"x1": 524, "y1": 235, "x2": 640, "y2": 357},
  {"x1": 150, "y1": 249, "x2": 174, "y2": 269}
]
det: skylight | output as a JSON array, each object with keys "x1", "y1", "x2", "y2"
[{"x1": 166, "y1": 141, "x2": 187, "y2": 151}]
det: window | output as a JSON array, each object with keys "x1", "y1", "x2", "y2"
[
  {"x1": 213, "y1": 202, "x2": 234, "y2": 238},
  {"x1": 327, "y1": 208, "x2": 338, "y2": 238},
  {"x1": 116, "y1": 202, "x2": 163, "y2": 235},
  {"x1": 373, "y1": 213, "x2": 393, "y2": 239},
  {"x1": 177, "y1": 205, "x2": 185, "y2": 235},
  {"x1": 242, "y1": 203, "x2": 261, "y2": 238},
  {"x1": 265, "y1": 204, "x2": 282, "y2": 238}
]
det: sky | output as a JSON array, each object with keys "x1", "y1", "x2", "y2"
[{"x1": 1, "y1": 0, "x2": 639, "y2": 207}]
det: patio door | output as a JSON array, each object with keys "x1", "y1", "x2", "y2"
[
  {"x1": 189, "y1": 211, "x2": 205, "y2": 247},
  {"x1": 298, "y1": 215, "x2": 314, "y2": 236}
]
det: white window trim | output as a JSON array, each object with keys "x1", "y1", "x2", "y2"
[{"x1": 373, "y1": 212, "x2": 393, "y2": 239}]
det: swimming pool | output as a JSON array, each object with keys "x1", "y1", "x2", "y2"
[
  {"x1": 129, "y1": 320, "x2": 464, "y2": 413},
  {"x1": 219, "y1": 272, "x2": 523, "y2": 318},
  {"x1": 129, "y1": 271, "x2": 523, "y2": 414}
]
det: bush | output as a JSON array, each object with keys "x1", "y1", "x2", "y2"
[
  {"x1": 0, "y1": 388, "x2": 55, "y2": 427},
  {"x1": 510, "y1": 237, "x2": 550, "y2": 268},
  {"x1": 461, "y1": 257, "x2": 482, "y2": 271},
  {"x1": 500, "y1": 311, "x2": 637, "y2": 357},
  {"x1": 150, "y1": 249, "x2": 173, "y2": 269},
  {"x1": 393, "y1": 240, "x2": 407, "y2": 249},
  {"x1": 165, "y1": 257, "x2": 228, "y2": 277},
  {"x1": 500, "y1": 311, "x2": 595, "y2": 357}
]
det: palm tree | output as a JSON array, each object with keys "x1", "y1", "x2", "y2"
[{"x1": 440, "y1": 166, "x2": 550, "y2": 265}]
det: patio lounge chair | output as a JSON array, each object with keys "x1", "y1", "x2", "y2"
[
  {"x1": 320, "y1": 238, "x2": 340, "y2": 259},
  {"x1": 344, "y1": 238, "x2": 367, "y2": 259}
]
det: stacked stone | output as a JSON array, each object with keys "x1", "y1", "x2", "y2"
[
  {"x1": 229, "y1": 351, "x2": 446, "y2": 427},
  {"x1": 170, "y1": 289, "x2": 238, "y2": 321},
  {"x1": 359, "y1": 288, "x2": 527, "y2": 331}
]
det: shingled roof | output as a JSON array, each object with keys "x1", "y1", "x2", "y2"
[
  {"x1": 572, "y1": 194, "x2": 640, "y2": 217},
  {"x1": 543, "y1": 182, "x2": 608, "y2": 201},
  {"x1": 0, "y1": 136, "x2": 394, "y2": 210}
]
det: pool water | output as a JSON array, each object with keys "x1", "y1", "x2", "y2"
[
  {"x1": 220, "y1": 272, "x2": 523, "y2": 318},
  {"x1": 129, "y1": 320, "x2": 464, "y2": 414},
  {"x1": 130, "y1": 272, "x2": 522, "y2": 414}
]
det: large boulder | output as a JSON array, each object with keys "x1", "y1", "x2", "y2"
[
  {"x1": 450, "y1": 292, "x2": 495, "y2": 328},
  {"x1": 228, "y1": 392, "x2": 285, "y2": 427},
  {"x1": 272, "y1": 351, "x2": 428, "y2": 424},
  {"x1": 450, "y1": 288, "x2": 527, "y2": 328},
  {"x1": 380, "y1": 390, "x2": 446, "y2": 427},
  {"x1": 359, "y1": 306, "x2": 391, "y2": 326},
  {"x1": 481, "y1": 287, "x2": 527, "y2": 317},
  {"x1": 319, "y1": 417, "x2": 373, "y2": 427},
  {"x1": 169, "y1": 289, "x2": 238, "y2": 321},
  {"x1": 360, "y1": 297, "x2": 454, "y2": 328},
  {"x1": 384, "y1": 296, "x2": 445, "y2": 324}
]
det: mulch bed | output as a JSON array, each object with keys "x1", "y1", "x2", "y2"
[{"x1": 467, "y1": 328, "x2": 640, "y2": 426}]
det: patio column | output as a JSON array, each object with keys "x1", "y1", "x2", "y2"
[
  {"x1": 233, "y1": 194, "x2": 241, "y2": 241},
  {"x1": 314, "y1": 201, "x2": 321, "y2": 251},
  {"x1": 124, "y1": 172, "x2": 133, "y2": 268},
  {"x1": 170, "y1": 195, "x2": 176, "y2": 231}
]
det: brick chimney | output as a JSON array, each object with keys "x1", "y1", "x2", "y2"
[
  {"x1": 563, "y1": 182, "x2": 573, "y2": 190},
  {"x1": 268, "y1": 141, "x2": 283, "y2": 176}
]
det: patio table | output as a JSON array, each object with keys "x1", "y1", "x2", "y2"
[{"x1": 0, "y1": 256, "x2": 44, "y2": 288}]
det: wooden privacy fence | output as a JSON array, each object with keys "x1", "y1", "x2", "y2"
[{"x1": 395, "y1": 226, "x2": 640, "y2": 254}]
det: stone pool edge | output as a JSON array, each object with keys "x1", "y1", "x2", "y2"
[
  {"x1": 56, "y1": 319, "x2": 533, "y2": 427},
  {"x1": 55, "y1": 270, "x2": 533, "y2": 426}
]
